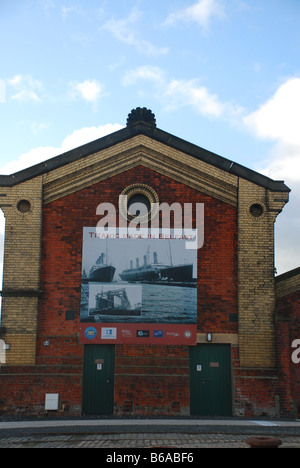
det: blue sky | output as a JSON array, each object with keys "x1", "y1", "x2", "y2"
[{"x1": 0, "y1": 0, "x2": 300, "y2": 274}]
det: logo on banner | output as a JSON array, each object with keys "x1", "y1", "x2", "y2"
[
  {"x1": 101, "y1": 327, "x2": 117, "y2": 339},
  {"x1": 154, "y1": 330, "x2": 163, "y2": 338},
  {"x1": 166, "y1": 331, "x2": 180, "y2": 337},
  {"x1": 137, "y1": 330, "x2": 150, "y2": 338},
  {"x1": 121, "y1": 329, "x2": 133, "y2": 337},
  {"x1": 85, "y1": 327, "x2": 97, "y2": 340}
]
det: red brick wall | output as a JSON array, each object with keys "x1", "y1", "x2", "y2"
[
  {"x1": 36, "y1": 165, "x2": 238, "y2": 416},
  {"x1": 114, "y1": 345, "x2": 190, "y2": 416},
  {"x1": 0, "y1": 366, "x2": 82, "y2": 416},
  {"x1": 234, "y1": 368, "x2": 279, "y2": 418},
  {"x1": 0, "y1": 165, "x2": 238, "y2": 417}
]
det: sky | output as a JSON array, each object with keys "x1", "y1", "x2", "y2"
[{"x1": 0, "y1": 0, "x2": 300, "y2": 276}]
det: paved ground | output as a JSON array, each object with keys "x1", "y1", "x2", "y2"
[
  {"x1": 0, "y1": 418, "x2": 300, "y2": 448},
  {"x1": 1, "y1": 432, "x2": 300, "y2": 448}
]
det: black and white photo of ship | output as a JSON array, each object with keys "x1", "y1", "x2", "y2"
[
  {"x1": 119, "y1": 247, "x2": 195, "y2": 286},
  {"x1": 82, "y1": 253, "x2": 115, "y2": 283},
  {"x1": 80, "y1": 227, "x2": 197, "y2": 324},
  {"x1": 89, "y1": 253, "x2": 116, "y2": 282}
]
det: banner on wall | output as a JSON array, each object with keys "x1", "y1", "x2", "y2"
[{"x1": 79, "y1": 227, "x2": 197, "y2": 345}]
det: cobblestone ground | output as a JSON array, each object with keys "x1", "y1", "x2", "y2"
[{"x1": 0, "y1": 433, "x2": 300, "y2": 448}]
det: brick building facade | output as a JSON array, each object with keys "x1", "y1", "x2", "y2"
[{"x1": 0, "y1": 108, "x2": 298, "y2": 418}]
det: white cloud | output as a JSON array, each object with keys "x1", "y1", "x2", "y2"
[
  {"x1": 0, "y1": 146, "x2": 61, "y2": 175},
  {"x1": 39, "y1": 0, "x2": 55, "y2": 12},
  {"x1": 8, "y1": 74, "x2": 42, "y2": 102},
  {"x1": 70, "y1": 79, "x2": 104, "y2": 103},
  {"x1": 102, "y1": 9, "x2": 168, "y2": 57},
  {"x1": 0, "y1": 123, "x2": 124, "y2": 175},
  {"x1": 61, "y1": 6, "x2": 78, "y2": 20},
  {"x1": 122, "y1": 66, "x2": 242, "y2": 120},
  {"x1": 0, "y1": 80, "x2": 5, "y2": 104},
  {"x1": 165, "y1": 0, "x2": 225, "y2": 30},
  {"x1": 163, "y1": 79, "x2": 224, "y2": 118},
  {"x1": 8, "y1": 74, "x2": 42, "y2": 90},
  {"x1": 258, "y1": 142, "x2": 300, "y2": 184},
  {"x1": 243, "y1": 78, "x2": 300, "y2": 274},
  {"x1": 31, "y1": 122, "x2": 49, "y2": 135},
  {"x1": 244, "y1": 78, "x2": 300, "y2": 183},
  {"x1": 244, "y1": 78, "x2": 300, "y2": 147},
  {"x1": 11, "y1": 90, "x2": 40, "y2": 103},
  {"x1": 8, "y1": 75, "x2": 22, "y2": 87},
  {"x1": 122, "y1": 66, "x2": 166, "y2": 87},
  {"x1": 61, "y1": 124, "x2": 124, "y2": 152}
]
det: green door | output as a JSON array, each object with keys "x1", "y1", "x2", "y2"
[
  {"x1": 82, "y1": 344, "x2": 115, "y2": 415},
  {"x1": 189, "y1": 344, "x2": 232, "y2": 416}
]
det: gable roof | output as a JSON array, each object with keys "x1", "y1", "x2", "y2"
[{"x1": 0, "y1": 108, "x2": 290, "y2": 193}]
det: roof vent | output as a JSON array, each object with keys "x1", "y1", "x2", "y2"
[{"x1": 127, "y1": 107, "x2": 156, "y2": 127}]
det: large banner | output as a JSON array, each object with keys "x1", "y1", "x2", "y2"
[{"x1": 80, "y1": 228, "x2": 197, "y2": 345}]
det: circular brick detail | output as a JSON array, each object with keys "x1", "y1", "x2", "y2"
[
  {"x1": 119, "y1": 183, "x2": 159, "y2": 223},
  {"x1": 17, "y1": 199, "x2": 31, "y2": 213},
  {"x1": 249, "y1": 203, "x2": 264, "y2": 218}
]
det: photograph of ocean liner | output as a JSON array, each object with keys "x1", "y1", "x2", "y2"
[
  {"x1": 82, "y1": 232, "x2": 116, "y2": 284},
  {"x1": 119, "y1": 247, "x2": 195, "y2": 285},
  {"x1": 80, "y1": 227, "x2": 197, "y2": 324},
  {"x1": 82, "y1": 252, "x2": 115, "y2": 283}
]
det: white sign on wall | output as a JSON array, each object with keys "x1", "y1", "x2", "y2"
[{"x1": 0, "y1": 339, "x2": 6, "y2": 364}]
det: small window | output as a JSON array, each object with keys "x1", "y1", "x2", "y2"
[
  {"x1": 119, "y1": 184, "x2": 159, "y2": 223},
  {"x1": 127, "y1": 194, "x2": 151, "y2": 217},
  {"x1": 250, "y1": 203, "x2": 264, "y2": 218},
  {"x1": 17, "y1": 199, "x2": 31, "y2": 213}
]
